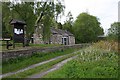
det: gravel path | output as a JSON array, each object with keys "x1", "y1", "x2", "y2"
[
  {"x1": 2, "y1": 50, "x2": 80, "y2": 78},
  {"x1": 27, "y1": 55, "x2": 78, "y2": 78}
]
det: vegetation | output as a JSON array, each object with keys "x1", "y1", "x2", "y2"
[
  {"x1": 62, "y1": 11, "x2": 74, "y2": 33},
  {"x1": 73, "y1": 13, "x2": 104, "y2": 43},
  {"x1": 2, "y1": 48, "x2": 78, "y2": 74},
  {"x1": 107, "y1": 22, "x2": 120, "y2": 41},
  {"x1": 1, "y1": 41, "x2": 61, "y2": 51},
  {"x1": 2, "y1": 1, "x2": 65, "y2": 45},
  {"x1": 2, "y1": 0, "x2": 119, "y2": 79},
  {"x1": 36, "y1": 1, "x2": 65, "y2": 43},
  {"x1": 2, "y1": 1, "x2": 105, "y2": 45},
  {"x1": 2, "y1": 1, "x2": 107, "y2": 45},
  {"x1": 43, "y1": 41, "x2": 118, "y2": 78},
  {"x1": 93, "y1": 40, "x2": 118, "y2": 52},
  {"x1": 4, "y1": 52, "x2": 77, "y2": 78}
]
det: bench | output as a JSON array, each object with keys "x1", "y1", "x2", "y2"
[{"x1": 0, "y1": 38, "x2": 12, "y2": 49}]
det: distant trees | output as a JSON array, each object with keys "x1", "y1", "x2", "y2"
[
  {"x1": 107, "y1": 22, "x2": 120, "y2": 41},
  {"x1": 73, "y1": 13, "x2": 104, "y2": 43}
]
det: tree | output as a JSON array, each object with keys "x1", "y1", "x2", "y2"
[
  {"x1": 63, "y1": 11, "x2": 74, "y2": 33},
  {"x1": 9, "y1": 2, "x2": 36, "y2": 45},
  {"x1": 2, "y1": 2, "x2": 13, "y2": 38},
  {"x1": 73, "y1": 13, "x2": 104, "y2": 43},
  {"x1": 107, "y1": 22, "x2": 120, "y2": 41},
  {"x1": 2, "y1": 0, "x2": 65, "y2": 45},
  {"x1": 54, "y1": 21, "x2": 63, "y2": 29},
  {"x1": 35, "y1": 0, "x2": 65, "y2": 43}
]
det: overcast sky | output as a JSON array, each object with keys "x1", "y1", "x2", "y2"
[{"x1": 59, "y1": 0, "x2": 119, "y2": 34}]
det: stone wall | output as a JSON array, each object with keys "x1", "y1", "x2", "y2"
[
  {"x1": 33, "y1": 26, "x2": 43, "y2": 44},
  {"x1": 50, "y1": 34, "x2": 63, "y2": 44},
  {"x1": 1, "y1": 44, "x2": 90, "y2": 61},
  {"x1": 69, "y1": 36, "x2": 75, "y2": 45}
]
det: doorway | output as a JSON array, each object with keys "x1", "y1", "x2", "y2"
[{"x1": 62, "y1": 37, "x2": 68, "y2": 45}]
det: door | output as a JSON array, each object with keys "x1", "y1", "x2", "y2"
[{"x1": 62, "y1": 37, "x2": 68, "y2": 45}]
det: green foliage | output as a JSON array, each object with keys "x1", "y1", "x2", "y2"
[
  {"x1": 2, "y1": 2, "x2": 36, "y2": 45},
  {"x1": 42, "y1": 14, "x2": 53, "y2": 42},
  {"x1": 55, "y1": 22, "x2": 63, "y2": 29},
  {"x1": 2, "y1": 1, "x2": 65, "y2": 45},
  {"x1": 35, "y1": 1, "x2": 65, "y2": 43},
  {"x1": 2, "y1": 2, "x2": 13, "y2": 37},
  {"x1": 107, "y1": 22, "x2": 120, "y2": 41},
  {"x1": 63, "y1": 11, "x2": 74, "y2": 33},
  {"x1": 43, "y1": 46, "x2": 118, "y2": 78},
  {"x1": 55, "y1": 1, "x2": 65, "y2": 20},
  {"x1": 73, "y1": 13, "x2": 104, "y2": 43},
  {"x1": 12, "y1": 2, "x2": 36, "y2": 41}
]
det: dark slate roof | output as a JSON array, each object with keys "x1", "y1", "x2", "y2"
[
  {"x1": 50, "y1": 27, "x2": 74, "y2": 36},
  {"x1": 65, "y1": 30, "x2": 73, "y2": 36},
  {"x1": 50, "y1": 28, "x2": 58, "y2": 34},
  {"x1": 10, "y1": 19, "x2": 26, "y2": 25}
]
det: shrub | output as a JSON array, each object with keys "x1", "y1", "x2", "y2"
[{"x1": 92, "y1": 40, "x2": 118, "y2": 52}]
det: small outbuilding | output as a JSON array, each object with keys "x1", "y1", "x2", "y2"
[{"x1": 50, "y1": 28, "x2": 75, "y2": 45}]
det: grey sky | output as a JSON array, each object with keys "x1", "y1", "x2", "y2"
[{"x1": 59, "y1": 0, "x2": 119, "y2": 34}]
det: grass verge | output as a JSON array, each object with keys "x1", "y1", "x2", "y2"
[
  {"x1": 3, "y1": 52, "x2": 77, "y2": 79},
  {"x1": 2, "y1": 48, "x2": 78, "y2": 74}
]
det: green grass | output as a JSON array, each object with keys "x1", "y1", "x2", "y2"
[
  {"x1": 1, "y1": 41, "x2": 61, "y2": 51},
  {"x1": 29, "y1": 43, "x2": 61, "y2": 47},
  {"x1": 4, "y1": 52, "x2": 77, "y2": 78},
  {"x1": 43, "y1": 47, "x2": 118, "y2": 78},
  {"x1": 2, "y1": 48, "x2": 78, "y2": 74}
]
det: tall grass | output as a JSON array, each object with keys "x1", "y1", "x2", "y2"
[
  {"x1": 93, "y1": 40, "x2": 118, "y2": 52},
  {"x1": 43, "y1": 41, "x2": 118, "y2": 78}
]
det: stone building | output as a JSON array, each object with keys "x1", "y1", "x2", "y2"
[
  {"x1": 33, "y1": 26, "x2": 43, "y2": 44},
  {"x1": 33, "y1": 27, "x2": 75, "y2": 45}
]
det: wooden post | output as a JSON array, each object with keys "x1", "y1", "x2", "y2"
[
  {"x1": 13, "y1": 25, "x2": 15, "y2": 48},
  {"x1": 6, "y1": 40, "x2": 9, "y2": 49},
  {"x1": 23, "y1": 26, "x2": 25, "y2": 47}
]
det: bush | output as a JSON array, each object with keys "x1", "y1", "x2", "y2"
[{"x1": 93, "y1": 40, "x2": 118, "y2": 52}]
